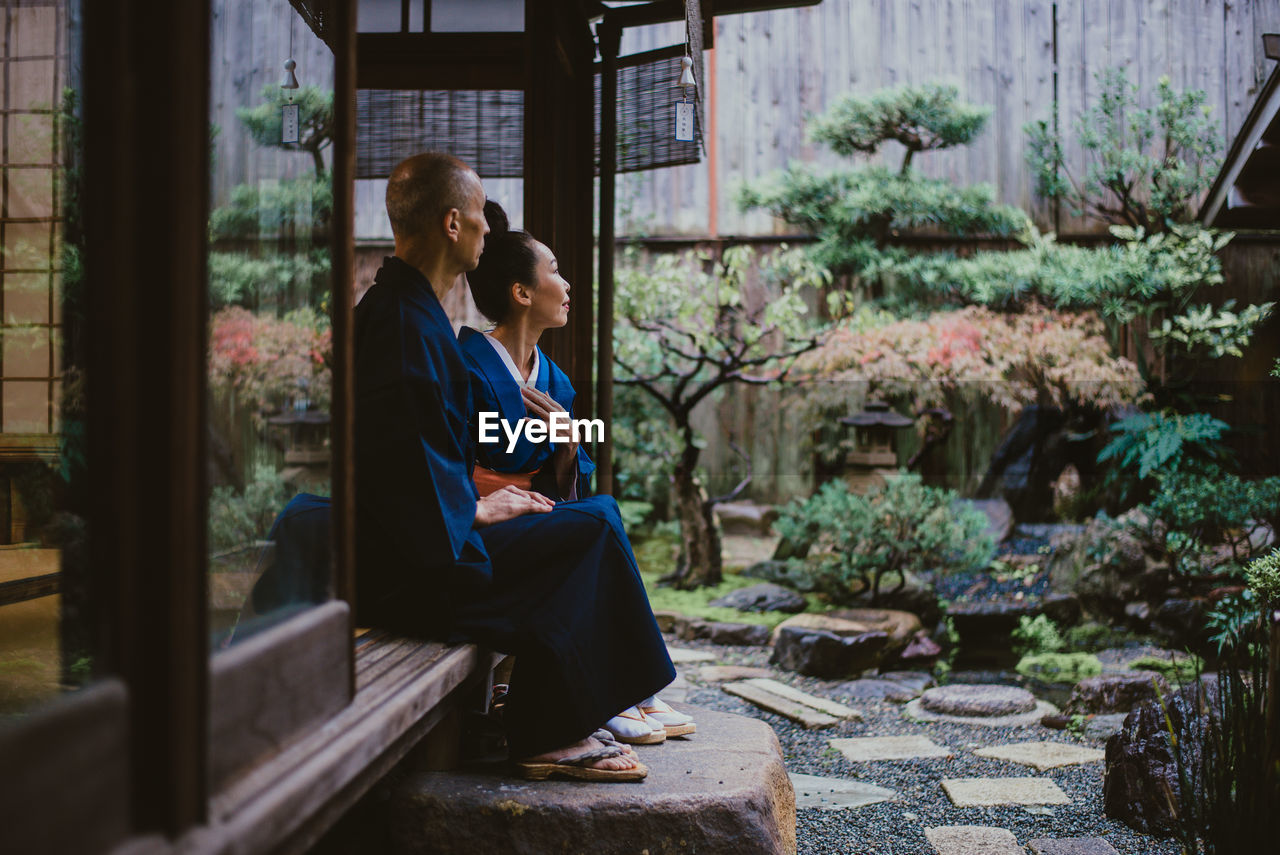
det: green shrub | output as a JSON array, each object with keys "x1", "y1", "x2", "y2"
[
  {"x1": 1244, "y1": 549, "x2": 1280, "y2": 606},
  {"x1": 1012, "y1": 614, "x2": 1065, "y2": 656},
  {"x1": 208, "y1": 464, "x2": 291, "y2": 553},
  {"x1": 1016, "y1": 652, "x2": 1103, "y2": 682},
  {"x1": 1129, "y1": 654, "x2": 1201, "y2": 684},
  {"x1": 1149, "y1": 471, "x2": 1280, "y2": 554},
  {"x1": 775, "y1": 473, "x2": 994, "y2": 605},
  {"x1": 1063, "y1": 621, "x2": 1150, "y2": 652},
  {"x1": 1097, "y1": 410, "x2": 1232, "y2": 506}
]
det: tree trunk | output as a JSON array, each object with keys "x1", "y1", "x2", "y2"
[{"x1": 667, "y1": 459, "x2": 724, "y2": 590}]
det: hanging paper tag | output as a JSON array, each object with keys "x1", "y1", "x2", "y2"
[
  {"x1": 282, "y1": 103, "x2": 300, "y2": 144},
  {"x1": 675, "y1": 101, "x2": 695, "y2": 142}
]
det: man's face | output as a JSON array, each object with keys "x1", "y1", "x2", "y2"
[{"x1": 455, "y1": 178, "x2": 489, "y2": 271}]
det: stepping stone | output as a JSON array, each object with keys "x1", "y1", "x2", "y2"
[
  {"x1": 942, "y1": 777, "x2": 1071, "y2": 807},
  {"x1": 721, "y1": 681, "x2": 842, "y2": 729},
  {"x1": 829, "y1": 735, "x2": 952, "y2": 763},
  {"x1": 922, "y1": 684, "x2": 1037, "y2": 717},
  {"x1": 788, "y1": 773, "x2": 897, "y2": 810},
  {"x1": 389, "y1": 705, "x2": 795, "y2": 855},
  {"x1": 905, "y1": 697, "x2": 1058, "y2": 728},
  {"x1": 741, "y1": 678, "x2": 860, "y2": 719},
  {"x1": 974, "y1": 741, "x2": 1105, "y2": 771},
  {"x1": 696, "y1": 665, "x2": 773, "y2": 682},
  {"x1": 925, "y1": 825, "x2": 1023, "y2": 855},
  {"x1": 1028, "y1": 838, "x2": 1120, "y2": 855},
  {"x1": 667, "y1": 646, "x2": 717, "y2": 664}
]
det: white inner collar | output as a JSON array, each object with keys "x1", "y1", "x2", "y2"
[{"x1": 482, "y1": 331, "x2": 539, "y2": 388}]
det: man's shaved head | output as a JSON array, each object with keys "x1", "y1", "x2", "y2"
[{"x1": 385, "y1": 152, "x2": 479, "y2": 240}]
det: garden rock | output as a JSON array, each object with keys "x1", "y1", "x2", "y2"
[
  {"x1": 920, "y1": 684, "x2": 1038, "y2": 717},
  {"x1": 390, "y1": 705, "x2": 795, "y2": 855},
  {"x1": 959, "y1": 497, "x2": 1014, "y2": 544},
  {"x1": 739, "y1": 559, "x2": 819, "y2": 592},
  {"x1": 652, "y1": 610, "x2": 682, "y2": 633},
  {"x1": 1103, "y1": 677, "x2": 1217, "y2": 833},
  {"x1": 1151, "y1": 597, "x2": 1209, "y2": 647},
  {"x1": 770, "y1": 626, "x2": 888, "y2": 678},
  {"x1": 709, "y1": 582, "x2": 806, "y2": 613},
  {"x1": 712, "y1": 500, "x2": 779, "y2": 535},
  {"x1": 889, "y1": 630, "x2": 942, "y2": 668},
  {"x1": 834, "y1": 670, "x2": 934, "y2": 703},
  {"x1": 675, "y1": 617, "x2": 771, "y2": 647},
  {"x1": 1047, "y1": 510, "x2": 1168, "y2": 620},
  {"x1": 1064, "y1": 671, "x2": 1170, "y2": 716}
]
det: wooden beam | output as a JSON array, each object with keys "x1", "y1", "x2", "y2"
[
  {"x1": 84, "y1": 0, "x2": 210, "y2": 833},
  {"x1": 596, "y1": 18, "x2": 621, "y2": 496},
  {"x1": 332, "y1": 0, "x2": 357, "y2": 658},
  {"x1": 356, "y1": 33, "x2": 526, "y2": 90}
]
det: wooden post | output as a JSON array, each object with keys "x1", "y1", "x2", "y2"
[
  {"x1": 1267, "y1": 608, "x2": 1280, "y2": 773},
  {"x1": 596, "y1": 19, "x2": 621, "y2": 496}
]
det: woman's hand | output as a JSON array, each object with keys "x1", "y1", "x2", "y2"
[
  {"x1": 520, "y1": 387, "x2": 579, "y2": 456},
  {"x1": 521, "y1": 386, "x2": 580, "y2": 499},
  {"x1": 474, "y1": 485, "x2": 555, "y2": 526}
]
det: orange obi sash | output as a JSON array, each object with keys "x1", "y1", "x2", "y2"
[{"x1": 472, "y1": 465, "x2": 539, "y2": 497}]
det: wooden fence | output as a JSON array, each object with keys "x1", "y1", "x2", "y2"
[{"x1": 618, "y1": 0, "x2": 1280, "y2": 238}]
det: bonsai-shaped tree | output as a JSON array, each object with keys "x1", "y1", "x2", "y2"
[
  {"x1": 614, "y1": 246, "x2": 828, "y2": 589},
  {"x1": 738, "y1": 82, "x2": 1028, "y2": 298},
  {"x1": 237, "y1": 84, "x2": 334, "y2": 176},
  {"x1": 209, "y1": 85, "x2": 334, "y2": 310},
  {"x1": 1026, "y1": 68, "x2": 1221, "y2": 231}
]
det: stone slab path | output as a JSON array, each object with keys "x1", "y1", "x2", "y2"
[
  {"x1": 666, "y1": 646, "x2": 717, "y2": 664},
  {"x1": 830, "y1": 735, "x2": 953, "y2": 762},
  {"x1": 722, "y1": 680, "x2": 842, "y2": 729},
  {"x1": 925, "y1": 825, "x2": 1024, "y2": 854},
  {"x1": 974, "y1": 742, "x2": 1105, "y2": 772},
  {"x1": 788, "y1": 773, "x2": 897, "y2": 810},
  {"x1": 941, "y1": 777, "x2": 1072, "y2": 807},
  {"x1": 741, "y1": 678, "x2": 861, "y2": 719}
]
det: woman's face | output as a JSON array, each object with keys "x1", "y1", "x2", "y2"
[{"x1": 521, "y1": 241, "x2": 570, "y2": 329}]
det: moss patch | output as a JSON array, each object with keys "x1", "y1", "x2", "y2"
[
  {"x1": 1128, "y1": 654, "x2": 1202, "y2": 684},
  {"x1": 634, "y1": 533, "x2": 813, "y2": 629},
  {"x1": 1015, "y1": 652, "x2": 1103, "y2": 681}
]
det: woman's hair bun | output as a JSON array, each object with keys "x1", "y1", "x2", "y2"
[{"x1": 483, "y1": 199, "x2": 510, "y2": 236}]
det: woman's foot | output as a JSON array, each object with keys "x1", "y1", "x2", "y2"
[
  {"x1": 516, "y1": 735, "x2": 648, "y2": 782},
  {"x1": 639, "y1": 695, "x2": 696, "y2": 737},
  {"x1": 602, "y1": 706, "x2": 667, "y2": 744}
]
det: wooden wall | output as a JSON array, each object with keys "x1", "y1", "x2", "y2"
[
  {"x1": 209, "y1": 0, "x2": 334, "y2": 208},
  {"x1": 617, "y1": 0, "x2": 1280, "y2": 238}
]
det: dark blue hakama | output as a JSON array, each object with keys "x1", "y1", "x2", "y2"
[{"x1": 354, "y1": 257, "x2": 674, "y2": 757}]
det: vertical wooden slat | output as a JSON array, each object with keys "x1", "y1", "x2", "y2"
[
  {"x1": 84, "y1": 0, "x2": 211, "y2": 833},
  {"x1": 331, "y1": 0, "x2": 356, "y2": 662}
]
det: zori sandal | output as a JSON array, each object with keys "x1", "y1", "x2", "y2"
[
  {"x1": 603, "y1": 706, "x2": 667, "y2": 745},
  {"x1": 516, "y1": 740, "x2": 649, "y2": 782},
  {"x1": 638, "y1": 695, "x2": 696, "y2": 737}
]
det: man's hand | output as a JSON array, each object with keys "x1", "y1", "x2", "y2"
[{"x1": 474, "y1": 484, "x2": 555, "y2": 527}]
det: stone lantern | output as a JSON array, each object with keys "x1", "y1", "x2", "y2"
[
  {"x1": 838, "y1": 400, "x2": 913, "y2": 493},
  {"x1": 267, "y1": 409, "x2": 330, "y2": 489}
]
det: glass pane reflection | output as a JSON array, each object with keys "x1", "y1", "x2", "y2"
[
  {"x1": 0, "y1": 0, "x2": 87, "y2": 719},
  {"x1": 207, "y1": 1, "x2": 335, "y2": 648}
]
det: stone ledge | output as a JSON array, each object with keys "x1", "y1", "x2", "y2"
[{"x1": 388, "y1": 705, "x2": 796, "y2": 855}]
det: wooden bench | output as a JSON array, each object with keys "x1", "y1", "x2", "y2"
[{"x1": 192, "y1": 622, "x2": 502, "y2": 855}]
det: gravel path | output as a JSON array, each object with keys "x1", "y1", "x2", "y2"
[{"x1": 666, "y1": 636, "x2": 1182, "y2": 855}]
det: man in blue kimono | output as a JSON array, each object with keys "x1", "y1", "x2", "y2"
[{"x1": 355, "y1": 152, "x2": 675, "y2": 779}]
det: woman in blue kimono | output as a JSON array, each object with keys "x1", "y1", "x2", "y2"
[
  {"x1": 458, "y1": 202, "x2": 594, "y2": 501},
  {"x1": 461, "y1": 200, "x2": 695, "y2": 745}
]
